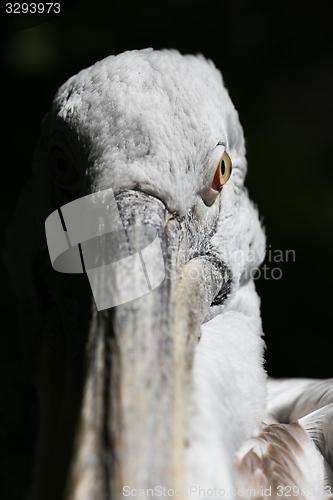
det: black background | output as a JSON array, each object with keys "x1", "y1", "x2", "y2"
[{"x1": 0, "y1": 2, "x2": 332, "y2": 495}]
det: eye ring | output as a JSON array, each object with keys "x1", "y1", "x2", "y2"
[
  {"x1": 49, "y1": 147, "x2": 80, "y2": 192},
  {"x1": 211, "y1": 151, "x2": 232, "y2": 191}
]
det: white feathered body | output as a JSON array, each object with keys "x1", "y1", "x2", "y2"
[{"x1": 190, "y1": 280, "x2": 266, "y2": 497}]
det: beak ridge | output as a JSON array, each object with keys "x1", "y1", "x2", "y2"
[{"x1": 66, "y1": 190, "x2": 229, "y2": 499}]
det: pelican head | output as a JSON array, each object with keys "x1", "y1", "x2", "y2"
[{"x1": 8, "y1": 49, "x2": 266, "y2": 500}]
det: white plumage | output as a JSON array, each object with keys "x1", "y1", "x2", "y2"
[
  {"x1": 7, "y1": 48, "x2": 333, "y2": 500},
  {"x1": 236, "y1": 379, "x2": 333, "y2": 499},
  {"x1": 190, "y1": 280, "x2": 266, "y2": 496},
  {"x1": 47, "y1": 49, "x2": 268, "y2": 496}
]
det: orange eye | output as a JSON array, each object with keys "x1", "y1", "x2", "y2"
[{"x1": 211, "y1": 151, "x2": 232, "y2": 191}]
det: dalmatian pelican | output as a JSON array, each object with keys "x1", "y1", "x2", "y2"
[{"x1": 6, "y1": 49, "x2": 333, "y2": 500}]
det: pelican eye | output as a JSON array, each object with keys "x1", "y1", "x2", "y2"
[
  {"x1": 50, "y1": 147, "x2": 80, "y2": 192},
  {"x1": 211, "y1": 151, "x2": 232, "y2": 191}
]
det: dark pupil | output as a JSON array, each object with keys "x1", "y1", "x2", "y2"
[
  {"x1": 221, "y1": 160, "x2": 226, "y2": 176},
  {"x1": 57, "y1": 158, "x2": 68, "y2": 173}
]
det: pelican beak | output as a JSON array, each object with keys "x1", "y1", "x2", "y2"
[{"x1": 66, "y1": 190, "x2": 229, "y2": 500}]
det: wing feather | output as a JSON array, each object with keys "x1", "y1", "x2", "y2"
[{"x1": 237, "y1": 379, "x2": 333, "y2": 499}]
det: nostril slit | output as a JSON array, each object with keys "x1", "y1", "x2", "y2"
[{"x1": 204, "y1": 255, "x2": 232, "y2": 306}]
